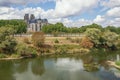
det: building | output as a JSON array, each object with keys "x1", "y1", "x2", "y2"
[{"x1": 24, "y1": 14, "x2": 48, "y2": 32}]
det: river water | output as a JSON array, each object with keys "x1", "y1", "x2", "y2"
[{"x1": 0, "y1": 52, "x2": 120, "y2": 80}]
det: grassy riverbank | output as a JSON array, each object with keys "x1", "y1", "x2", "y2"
[{"x1": 0, "y1": 36, "x2": 90, "y2": 60}]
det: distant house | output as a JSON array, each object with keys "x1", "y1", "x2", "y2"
[{"x1": 24, "y1": 14, "x2": 48, "y2": 32}]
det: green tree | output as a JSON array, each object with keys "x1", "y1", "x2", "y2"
[
  {"x1": 42, "y1": 23, "x2": 67, "y2": 33},
  {"x1": 0, "y1": 27, "x2": 17, "y2": 54},
  {"x1": 0, "y1": 20, "x2": 27, "y2": 34},
  {"x1": 85, "y1": 28, "x2": 101, "y2": 47},
  {"x1": 102, "y1": 30, "x2": 119, "y2": 49}
]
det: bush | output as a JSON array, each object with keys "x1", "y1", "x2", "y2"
[
  {"x1": 52, "y1": 31, "x2": 59, "y2": 37},
  {"x1": 54, "y1": 39, "x2": 59, "y2": 43},
  {"x1": 115, "y1": 61, "x2": 120, "y2": 66},
  {"x1": 75, "y1": 38, "x2": 81, "y2": 43},
  {"x1": 32, "y1": 32, "x2": 45, "y2": 47},
  {"x1": 0, "y1": 27, "x2": 17, "y2": 54},
  {"x1": 16, "y1": 44, "x2": 37, "y2": 57},
  {"x1": 85, "y1": 28, "x2": 101, "y2": 47},
  {"x1": 80, "y1": 37, "x2": 94, "y2": 49},
  {"x1": 0, "y1": 54, "x2": 6, "y2": 58},
  {"x1": 116, "y1": 39, "x2": 120, "y2": 49},
  {"x1": 66, "y1": 37, "x2": 72, "y2": 40},
  {"x1": 102, "y1": 31, "x2": 119, "y2": 48},
  {"x1": 54, "y1": 45, "x2": 68, "y2": 54},
  {"x1": 23, "y1": 37, "x2": 31, "y2": 44},
  {"x1": 79, "y1": 48, "x2": 90, "y2": 54}
]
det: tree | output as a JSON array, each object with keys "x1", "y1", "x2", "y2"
[
  {"x1": 80, "y1": 37, "x2": 94, "y2": 49},
  {"x1": 104, "y1": 26, "x2": 120, "y2": 34},
  {"x1": 0, "y1": 27, "x2": 17, "y2": 54},
  {"x1": 102, "y1": 30, "x2": 119, "y2": 49},
  {"x1": 31, "y1": 32, "x2": 45, "y2": 47},
  {"x1": 0, "y1": 20, "x2": 27, "y2": 34},
  {"x1": 85, "y1": 28, "x2": 101, "y2": 47},
  {"x1": 42, "y1": 23, "x2": 67, "y2": 33}
]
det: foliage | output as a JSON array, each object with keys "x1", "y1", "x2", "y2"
[
  {"x1": 0, "y1": 20, "x2": 27, "y2": 34},
  {"x1": 42, "y1": 22, "x2": 120, "y2": 35},
  {"x1": 85, "y1": 28, "x2": 101, "y2": 47},
  {"x1": 31, "y1": 32, "x2": 45, "y2": 47},
  {"x1": 74, "y1": 38, "x2": 81, "y2": 43},
  {"x1": 104, "y1": 26, "x2": 120, "y2": 34},
  {"x1": 79, "y1": 48, "x2": 90, "y2": 54},
  {"x1": 54, "y1": 39, "x2": 59, "y2": 43},
  {"x1": 52, "y1": 31, "x2": 59, "y2": 37},
  {"x1": 115, "y1": 61, "x2": 120, "y2": 66},
  {"x1": 23, "y1": 37, "x2": 31, "y2": 44},
  {"x1": 54, "y1": 45, "x2": 68, "y2": 54},
  {"x1": 80, "y1": 37, "x2": 94, "y2": 49},
  {"x1": 0, "y1": 27, "x2": 17, "y2": 54},
  {"x1": 116, "y1": 39, "x2": 120, "y2": 49},
  {"x1": 16, "y1": 44, "x2": 37, "y2": 57},
  {"x1": 42, "y1": 23, "x2": 67, "y2": 34},
  {"x1": 102, "y1": 31, "x2": 119, "y2": 47},
  {"x1": 85, "y1": 28, "x2": 119, "y2": 50},
  {"x1": 66, "y1": 37, "x2": 72, "y2": 40},
  {"x1": 0, "y1": 54, "x2": 7, "y2": 58}
]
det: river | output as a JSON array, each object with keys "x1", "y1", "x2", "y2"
[{"x1": 0, "y1": 51, "x2": 120, "y2": 80}]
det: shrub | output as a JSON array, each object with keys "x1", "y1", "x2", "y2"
[
  {"x1": 79, "y1": 48, "x2": 90, "y2": 54},
  {"x1": 75, "y1": 38, "x2": 81, "y2": 43},
  {"x1": 23, "y1": 37, "x2": 30, "y2": 44},
  {"x1": 16, "y1": 44, "x2": 37, "y2": 57},
  {"x1": 66, "y1": 37, "x2": 72, "y2": 40},
  {"x1": 115, "y1": 61, "x2": 120, "y2": 66},
  {"x1": 0, "y1": 54, "x2": 6, "y2": 58},
  {"x1": 32, "y1": 32, "x2": 45, "y2": 47},
  {"x1": 0, "y1": 27, "x2": 17, "y2": 54},
  {"x1": 70, "y1": 39, "x2": 75, "y2": 43},
  {"x1": 80, "y1": 37, "x2": 94, "y2": 49},
  {"x1": 116, "y1": 39, "x2": 120, "y2": 49},
  {"x1": 52, "y1": 31, "x2": 59, "y2": 37},
  {"x1": 85, "y1": 28, "x2": 101, "y2": 47},
  {"x1": 54, "y1": 39, "x2": 59, "y2": 43},
  {"x1": 54, "y1": 45, "x2": 68, "y2": 54},
  {"x1": 102, "y1": 31, "x2": 119, "y2": 48}
]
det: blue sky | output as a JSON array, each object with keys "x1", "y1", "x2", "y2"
[{"x1": 0, "y1": 0, "x2": 120, "y2": 27}]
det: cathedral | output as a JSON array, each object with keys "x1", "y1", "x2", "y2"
[{"x1": 24, "y1": 14, "x2": 48, "y2": 32}]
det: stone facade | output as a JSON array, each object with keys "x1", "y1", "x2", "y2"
[{"x1": 24, "y1": 14, "x2": 48, "y2": 32}]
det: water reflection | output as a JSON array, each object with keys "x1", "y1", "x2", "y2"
[
  {"x1": 0, "y1": 61, "x2": 15, "y2": 80},
  {"x1": 31, "y1": 58, "x2": 45, "y2": 75},
  {"x1": 55, "y1": 58, "x2": 84, "y2": 71},
  {"x1": 116, "y1": 54, "x2": 120, "y2": 61},
  {"x1": 15, "y1": 60, "x2": 29, "y2": 73},
  {"x1": 0, "y1": 53, "x2": 120, "y2": 80}
]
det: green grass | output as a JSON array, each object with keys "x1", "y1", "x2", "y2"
[
  {"x1": 0, "y1": 54, "x2": 7, "y2": 58},
  {"x1": 115, "y1": 61, "x2": 120, "y2": 66}
]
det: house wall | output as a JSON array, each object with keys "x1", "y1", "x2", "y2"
[{"x1": 27, "y1": 20, "x2": 48, "y2": 32}]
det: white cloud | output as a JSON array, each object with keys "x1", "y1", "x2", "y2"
[
  {"x1": 107, "y1": 7, "x2": 120, "y2": 17},
  {"x1": 0, "y1": 7, "x2": 45, "y2": 19},
  {"x1": 0, "y1": 0, "x2": 100, "y2": 20},
  {"x1": 54, "y1": 0, "x2": 99, "y2": 18},
  {"x1": 101, "y1": 0, "x2": 120, "y2": 8},
  {"x1": 0, "y1": 0, "x2": 55, "y2": 7},
  {"x1": 105, "y1": 19, "x2": 120, "y2": 27},
  {"x1": 0, "y1": 0, "x2": 120, "y2": 27},
  {"x1": 93, "y1": 15, "x2": 105, "y2": 24},
  {"x1": 62, "y1": 18, "x2": 92, "y2": 27},
  {"x1": 49, "y1": 18, "x2": 62, "y2": 24}
]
